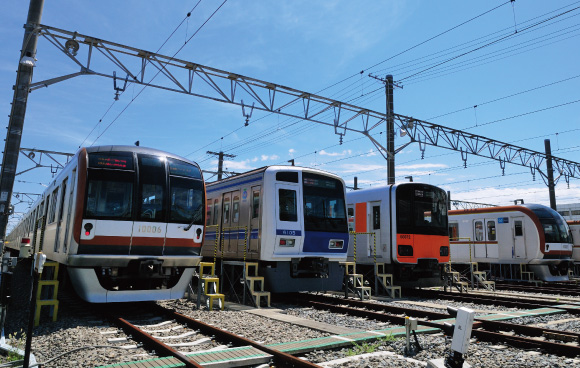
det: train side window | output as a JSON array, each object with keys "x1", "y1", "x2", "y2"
[
  {"x1": 486, "y1": 220, "x2": 496, "y2": 241},
  {"x1": 58, "y1": 180, "x2": 67, "y2": 222},
  {"x1": 514, "y1": 221, "x2": 523, "y2": 236},
  {"x1": 347, "y1": 207, "x2": 354, "y2": 232},
  {"x1": 48, "y1": 189, "x2": 59, "y2": 223},
  {"x1": 449, "y1": 222, "x2": 459, "y2": 240},
  {"x1": 206, "y1": 201, "x2": 212, "y2": 226},
  {"x1": 223, "y1": 199, "x2": 230, "y2": 224},
  {"x1": 372, "y1": 206, "x2": 380, "y2": 230},
  {"x1": 279, "y1": 189, "x2": 297, "y2": 222},
  {"x1": 212, "y1": 199, "x2": 219, "y2": 225},
  {"x1": 232, "y1": 196, "x2": 240, "y2": 223},
  {"x1": 252, "y1": 191, "x2": 260, "y2": 219},
  {"x1": 39, "y1": 199, "x2": 47, "y2": 227},
  {"x1": 474, "y1": 221, "x2": 484, "y2": 241}
]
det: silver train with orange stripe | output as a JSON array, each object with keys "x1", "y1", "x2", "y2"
[
  {"x1": 5, "y1": 145, "x2": 205, "y2": 302},
  {"x1": 346, "y1": 183, "x2": 450, "y2": 286},
  {"x1": 449, "y1": 204, "x2": 573, "y2": 281}
]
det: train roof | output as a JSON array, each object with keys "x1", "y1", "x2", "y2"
[
  {"x1": 205, "y1": 165, "x2": 342, "y2": 187},
  {"x1": 449, "y1": 203, "x2": 566, "y2": 221},
  {"x1": 83, "y1": 145, "x2": 199, "y2": 165}
]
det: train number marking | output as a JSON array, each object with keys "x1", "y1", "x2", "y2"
[
  {"x1": 137, "y1": 225, "x2": 163, "y2": 234},
  {"x1": 399, "y1": 234, "x2": 411, "y2": 239}
]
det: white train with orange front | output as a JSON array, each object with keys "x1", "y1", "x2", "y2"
[{"x1": 5, "y1": 145, "x2": 206, "y2": 302}]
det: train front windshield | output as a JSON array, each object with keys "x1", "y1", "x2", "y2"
[
  {"x1": 303, "y1": 173, "x2": 347, "y2": 232},
  {"x1": 396, "y1": 184, "x2": 448, "y2": 236},
  {"x1": 85, "y1": 152, "x2": 204, "y2": 224},
  {"x1": 530, "y1": 205, "x2": 572, "y2": 243}
]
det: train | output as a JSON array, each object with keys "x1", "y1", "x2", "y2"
[
  {"x1": 201, "y1": 166, "x2": 349, "y2": 292},
  {"x1": 5, "y1": 145, "x2": 206, "y2": 302},
  {"x1": 345, "y1": 183, "x2": 450, "y2": 287},
  {"x1": 448, "y1": 204, "x2": 573, "y2": 282},
  {"x1": 568, "y1": 220, "x2": 580, "y2": 275}
]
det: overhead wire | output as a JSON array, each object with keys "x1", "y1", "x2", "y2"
[
  {"x1": 91, "y1": 0, "x2": 228, "y2": 145},
  {"x1": 79, "y1": 1, "x2": 204, "y2": 147}
]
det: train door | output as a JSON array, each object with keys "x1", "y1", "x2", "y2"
[
  {"x1": 485, "y1": 218, "x2": 498, "y2": 258},
  {"x1": 473, "y1": 219, "x2": 486, "y2": 258},
  {"x1": 368, "y1": 201, "x2": 381, "y2": 258},
  {"x1": 274, "y1": 183, "x2": 303, "y2": 255},
  {"x1": 513, "y1": 217, "x2": 526, "y2": 258},
  {"x1": 230, "y1": 192, "x2": 245, "y2": 257},
  {"x1": 62, "y1": 171, "x2": 76, "y2": 254},
  {"x1": 248, "y1": 186, "x2": 261, "y2": 255}
]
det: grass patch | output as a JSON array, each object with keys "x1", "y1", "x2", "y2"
[
  {"x1": 345, "y1": 334, "x2": 396, "y2": 356},
  {"x1": 6, "y1": 329, "x2": 26, "y2": 362}
]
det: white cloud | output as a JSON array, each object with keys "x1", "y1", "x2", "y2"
[
  {"x1": 398, "y1": 163, "x2": 448, "y2": 170},
  {"x1": 289, "y1": 148, "x2": 295, "y2": 156},
  {"x1": 319, "y1": 149, "x2": 352, "y2": 157},
  {"x1": 261, "y1": 154, "x2": 279, "y2": 161},
  {"x1": 222, "y1": 159, "x2": 255, "y2": 171}
]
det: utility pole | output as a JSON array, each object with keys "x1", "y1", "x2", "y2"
[
  {"x1": 207, "y1": 151, "x2": 236, "y2": 181},
  {"x1": 544, "y1": 139, "x2": 557, "y2": 210},
  {"x1": 386, "y1": 75, "x2": 395, "y2": 185},
  {"x1": 0, "y1": 0, "x2": 44, "y2": 244}
]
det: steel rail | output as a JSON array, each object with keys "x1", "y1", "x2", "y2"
[
  {"x1": 284, "y1": 294, "x2": 580, "y2": 357},
  {"x1": 151, "y1": 304, "x2": 323, "y2": 368},
  {"x1": 403, "y1": 288, "x2": 580, "y2": 315},
  {"x1": 112, "y1": 316, "x2": 203, "y2": 368}
]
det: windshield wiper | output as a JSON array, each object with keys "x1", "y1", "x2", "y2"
[{"x1": 184, "y1": 205, "x2": 203, "y2": 231}]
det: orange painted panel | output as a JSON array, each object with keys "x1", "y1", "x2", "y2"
[
  {"x1": 355, "y1": 202, "x2": 367, "y2": 233},
  {"x1": 396, "y1": 234, "x2": 450, "y2": 264}
]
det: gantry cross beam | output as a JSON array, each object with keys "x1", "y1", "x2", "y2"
[{"x1": 26, "y1": 24, "x2": 580, "y2": 183}]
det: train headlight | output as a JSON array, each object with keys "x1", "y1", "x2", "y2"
[
  {"x1": 84, "y1": 222, "x2": 93, "y2": 236},
  {"x1": 280, "y1": 238, "x2": 295, "y2": 247},
  {"x1": 398, "y1": 244, "x2": 413, "y2": 257},
  {"x1": 329, "y1": 240, "x2": 344, "y2": 249},
  {"x1": 440, "y1": 246, "x2": 449, "y2": 256}
]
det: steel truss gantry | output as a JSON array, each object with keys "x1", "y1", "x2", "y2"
[{"x1": 29, "y1": 24, "x2": 580, "y2": 184}]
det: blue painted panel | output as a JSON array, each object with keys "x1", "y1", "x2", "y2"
[{"x1": 302, "y1": 231, "x2": 349, "y2": 254}]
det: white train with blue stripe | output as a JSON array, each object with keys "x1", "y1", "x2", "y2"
[{"x1": 201, "y1": 166, "x2": 349, "y2": 292}]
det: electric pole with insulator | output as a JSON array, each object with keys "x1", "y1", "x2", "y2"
[{"x1": 207, "y1": 151, "x2": 236, "y2": 181}]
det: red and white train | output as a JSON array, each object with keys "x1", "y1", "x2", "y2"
[
  {"x1": 568, "y1": 220, "x2": 580, "y2": 275},
  {"x1": 346, "y1": 183, "x2": 450, "y2": 286},
  {"x1": 449, "y1": 204, "x2": 573, "y2": 281},
  {"x1": 5, "y1": 145, "x2": 205, "y2": 302}
]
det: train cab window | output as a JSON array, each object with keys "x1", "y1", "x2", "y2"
[
  {"x1": 474, "y1": 221, "x2": 484, "y2": 241},
  {"x1": 252, "y1": 191, "x2": 260, "y2": 219},
  {"x1": 138, "y1": 155, "x2": 165, "y2": 221},
  {"x1": 486, "y1": 221, "x2": 496, "y2": 241},
  {"x1": 449, "y1": 222, "x2": 459, "y2": 241},
  {"x1": 514, "y1": 221, "x2": 523, "y2": 236},
  {"x1": 372, "y1": 206, "x2": 380, "y2": 230},
  {"x1": 86, "y1": 171, "x2": 133, "y2": 220},
  {"x1": 169, "y1": 178, "x2": 204, "y2": 224},
  {"x1": 276, "y1": 171, "x2": 299, "y2": 183},
  {"x1": 279, "y1": 189, "x2": 297, "y2": 222},
  {"x1": 223, "y1": 199, "x2": 230, "y2": 224},
  {"x1": 232, "y1": 196, "x2": 240, "y2": 223}
]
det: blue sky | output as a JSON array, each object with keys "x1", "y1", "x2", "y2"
[{"x1": 1, "y1": 1, "x2": 579, "y2": 230}]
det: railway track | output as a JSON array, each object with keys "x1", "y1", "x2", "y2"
[
  {"x1": 277, "y1": 292, "x2": 580, "y2": 358},
  {"x1": 494, "y1": 281, "x2": 580, "y2": 297},
  {"x1": 104, "y1": 302, "x2": 322, "y2": 368}
]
